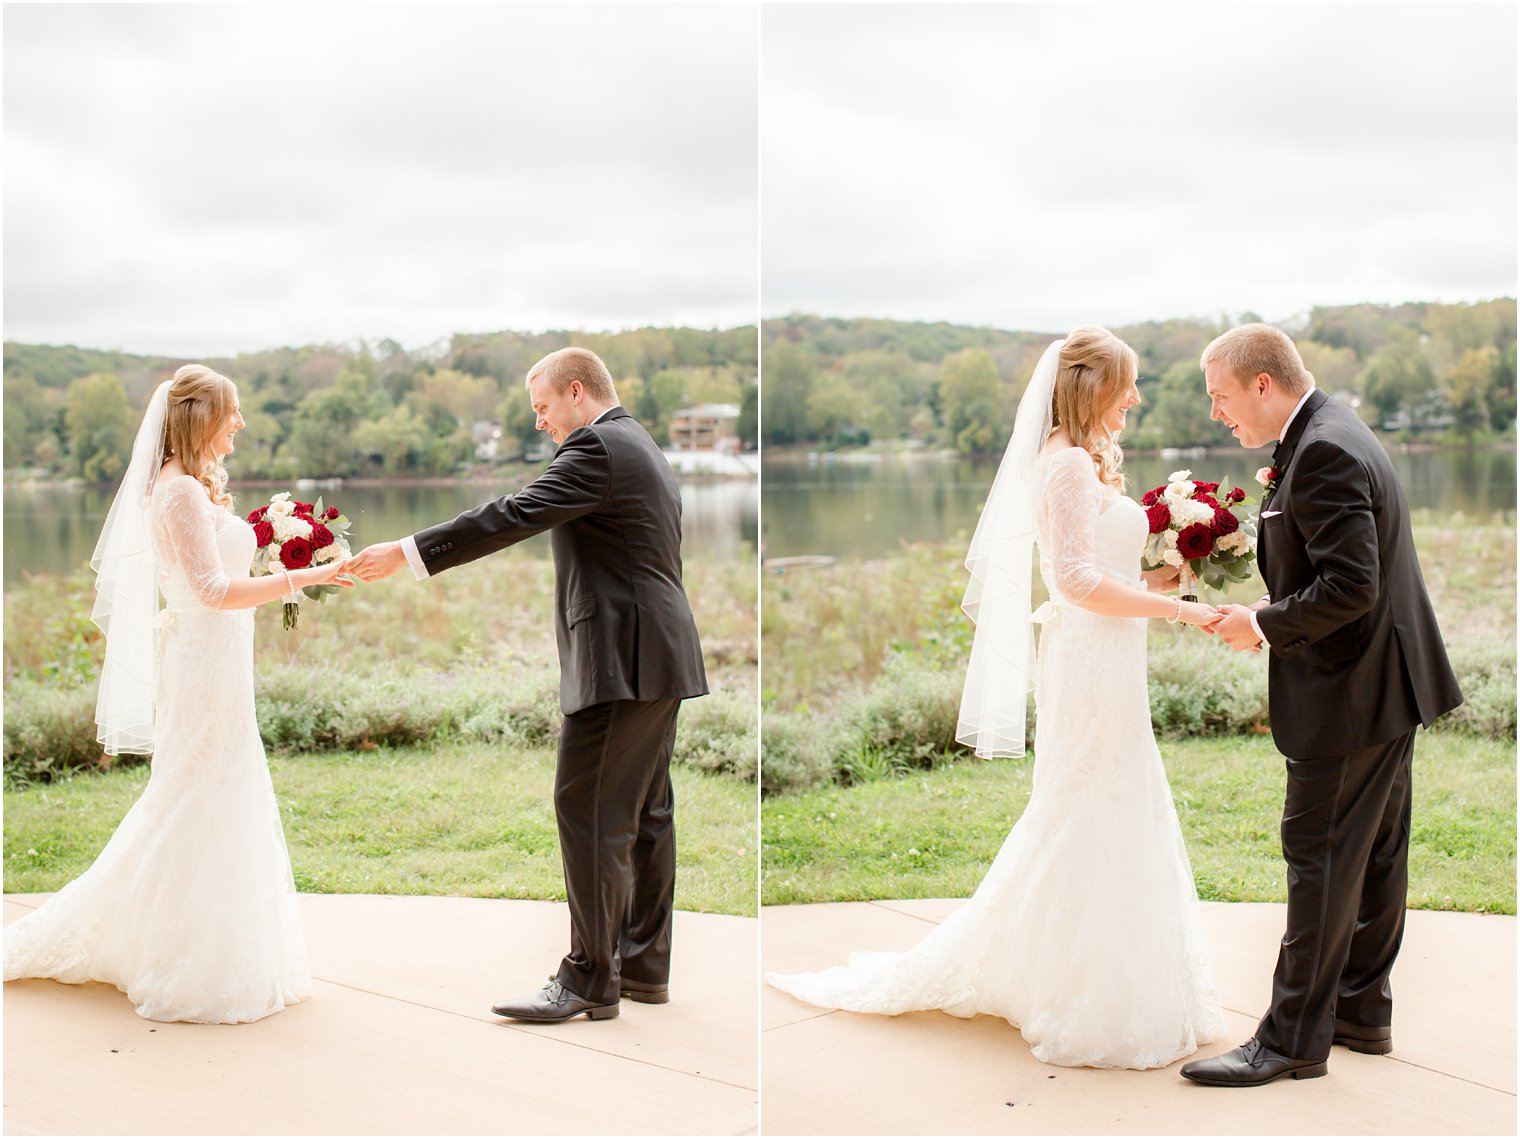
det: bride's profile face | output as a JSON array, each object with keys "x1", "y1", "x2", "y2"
[
  {"x1": 211, "y1": 388, "x2": 245, "y2": 457},
  {"x1": 1101, "y1": 373, "x2": 1141, "y2": 435}
]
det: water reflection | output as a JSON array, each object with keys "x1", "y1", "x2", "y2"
[
  {"x1": 3, "y1": 477, "x2": 758, "y2": 583},
  {"x1": 762, "y1": 448, "x2": 1517, "y2": 559}
]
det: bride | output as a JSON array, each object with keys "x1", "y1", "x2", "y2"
[
  {"x1": 4, "y1": 364, "x2": 350, "y2": 1023},
  {"x1": 768, "y1": 328, "x2": 1228, "y2": 1069}
]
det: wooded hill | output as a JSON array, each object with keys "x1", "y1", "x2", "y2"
[
  {"x1": 762, "y1": 300, "x2": 1516, "y2": 451},
  {"x1": 4, "y1": 326, "x2": 758, "y2": 482}
]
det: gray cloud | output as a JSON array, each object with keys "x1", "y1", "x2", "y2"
[
  {"x1": 761, "y1": 3, "x2": 1516, "y2": 329},
  {"x1": 4, "y1": 3, "x2": 759, "y2": 355}
]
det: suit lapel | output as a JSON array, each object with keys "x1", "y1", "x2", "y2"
[
  {"x1": 1260, "y1": 389, "x2": 1329, "y2": 596},
  {"x1": 1270, "y1": 389, "x2": 1327, "y2": 488}
]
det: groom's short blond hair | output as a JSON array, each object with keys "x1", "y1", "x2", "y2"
[
  {"x1": 1201, "y1": 324, "x2": 1314, "y2": 396},
  {"x1": 526, "y1": 347, "x2": 619, "y2": 404}
]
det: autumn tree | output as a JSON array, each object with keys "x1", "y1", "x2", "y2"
[
  {"x1": 938, "y1": 348, "x2": 1002, "y2": 453},
  {"x1": 64, "y1": 372, "x2": 135, "y2": 482}
]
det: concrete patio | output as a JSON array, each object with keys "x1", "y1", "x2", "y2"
[
  {"x1": 4, "y1": 893, "x2": 757, "y2": 1136},
  {"x1": 762, "y1": 900, "x2": 1515, "y2": 1135}
]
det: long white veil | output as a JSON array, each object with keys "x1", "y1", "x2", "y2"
[
  {"x1": 955, "y1": 338, "x2": 1064, "y2": 758},
  {"x1": 90, "y1": 379, "x2": 171, "y2": 755}
]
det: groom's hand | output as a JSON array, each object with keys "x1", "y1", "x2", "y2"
[
  {"x1": 1214, "y1": 604, "x2": 1263, "y2": 652},
  {"x1": 347, "y1": 541, "x2": 407, "y2": 582}
]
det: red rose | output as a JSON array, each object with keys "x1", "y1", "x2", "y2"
[
  {"x1": 295, "y1": 502, "x2": 315, "y2": 514},
  {"x1": 322, "y1": 507, "x2": 340, "y2": 521},
  {"x1": 1228, "y1": 487, "x2": 1246, "y2": 503},
  {"x1": 1212, "y1": 507, "x2": 1240, "y2": 536},
  {"x1": 1141, "y1": 486, "x2": 1162, "y2": 507},
  {"x1": 1145, "y1": 502, "x2": 1171, "y2": 534},
  {"x1": 1177, "y1": 522, "x2": 1215, "y2": 560},
  {"x1": 246, "y1": 505, "x2": 268, "y2": 524},
  {"x1": 279, "y1": 537, "x2": 315, "y2": 569},
  {"x1": 1195, "y1": 494, "x2": 1218, "y2": 509},
  {"x1": 1196, "y1": 481, "x2": 1219, "y2": 494},
  {"x1": 310, "y1": 523, "x2": 335, "y2": 549},
  {"x1": 252, "y1": 520, "x2": 275, "y2": 547}
]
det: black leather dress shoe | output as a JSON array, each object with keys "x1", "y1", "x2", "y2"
[
  {"x1": 1333, "y1": 1020, "x2": 1393, "y2": 1055},
  {"x1": 1180, "y1": 1038, "x2": 1328, "y2": 1086},
  {"x1": 490, "y1": 979, "x2": 619, "y2": 1022},
  {"x1": 619, "y1": 978, "x2": 670, "y2": 1005}
]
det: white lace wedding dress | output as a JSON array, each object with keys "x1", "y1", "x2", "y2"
[
  {"x1": 4, "y1": 476, "x2": 311, "y2": 1023},
  {"x1": 768, "y1": 447, "x2": 1225, "y2": 1069}
]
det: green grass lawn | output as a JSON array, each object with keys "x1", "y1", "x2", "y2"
[
  {"x1": 5, "y1": 741, "x2": 758, "y2": 917},
  {"x1": 762, "y1": 732, "x2": 1515, "y2": 914}
]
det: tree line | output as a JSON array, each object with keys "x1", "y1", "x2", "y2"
[
  {"x1": 762, "y1": 299, "x2": 1517, "y2": 452},
  {"x1": 3, "y1": 326, "x2": 759, "y2": 483}
]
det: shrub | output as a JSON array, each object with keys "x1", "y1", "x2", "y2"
[
  {"x1": 675, "y1": 686, "x2": 759, "y2": 781},
  {"x1": 3, "y1": 678, "x2": 105, "y2": 787},
  {"x1": 4, "y1": 660, "x2": 759, "y2": 787},
  {"x1": 1437, "y1": 640, "x2": 1516, "y2": 738},
  {"x1": 759, "y1": 709, "x2": 837, "y2": 795},
  {"x1": 1145, "y1": 634, "x2": 1270, "y2": 737},
  {"x1": 833, "y1": 654, "x2": 963, "y2": 778}
]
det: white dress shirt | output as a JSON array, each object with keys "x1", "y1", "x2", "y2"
[
  {"x1": 1249, "y1": 387, "x2": 1317, "y2": 647},
  {"x1": 400, "y1": 405, "x2": 620, "y2": 581}
]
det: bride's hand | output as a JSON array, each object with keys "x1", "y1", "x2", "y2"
[
  {"x1": 302, "y1": 559, "x2": 356, "y2": 589},
  {"x1": 1141, "y1": 564, "x2": 1182, "y2": 593},
  {"x1": 1179, "y1": 601, "x2": 1222, "y2": 629}
]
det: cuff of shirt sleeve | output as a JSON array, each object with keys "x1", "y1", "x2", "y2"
[
  {"x1": 1248, "y1": 609, "x2": 1270, "y2": 648},
  {"x1": 400, "y1": 534, "x2": 430, "y2": 581}
]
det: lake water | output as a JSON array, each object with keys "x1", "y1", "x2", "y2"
[
  {"x1": 3, "y1": 476, "x2": 758, "y2": 584},
  {"x1": 762, "y1": 447, "x2": 1517, "y2": 559}
]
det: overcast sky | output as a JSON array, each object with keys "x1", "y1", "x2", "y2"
[
  {"x1": 762, "y1": 3, "x2": 1517, "y2": 331},
  {"x1": 4, "y1": 4, "x2": 758, "y2": 356}
]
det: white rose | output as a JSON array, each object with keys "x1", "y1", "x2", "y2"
[
  {"x1": 1163, "y1": 480, "x2": 1197, "y2": 502},
  {"x1": 1163, "y1": 529, "x2": 1179, "y2": 548},
  {"x1": 1162, "y1": 548, "x2": 1185, "y2": 567},
  {"x1": 271, "y1": 514, "x2": 313, "y2": 543},
  {"x1": 1180, "y1": 499, "x2": 1216, "y2": 527},
  {"x1": 1168, "y1": 469, "x2": 1192, "y2": 483},
  {"x1": 314, "y1": 544, "x2": 342, "y2": 564},
  {"x1": 1217, "y1": 532, "x2": 1248, "y2": 554},
  {"x1": 267, "y1": 497, "x2": 295, "y2": 518}
]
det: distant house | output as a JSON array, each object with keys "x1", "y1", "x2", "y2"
[
  {"x1": 472, "y1": 420, "x2": 503, "y2": 462},
  {"x1": 669, "y1": 404, "x2": 741, "y2": 453}
]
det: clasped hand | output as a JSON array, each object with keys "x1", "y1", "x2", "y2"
[
  {"x1": 343, "y1": 540, "x2": 408, "y2": 583},
  {"x1": 1145, "y1": 566, "x2": 1259, "y2": 649},
  {"x1": 1203, "y1": 603, "x2": 1264, "y2": 653}
]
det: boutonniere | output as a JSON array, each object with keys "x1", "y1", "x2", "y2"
[{"x1": 1255, "y1": 466, "x2": 1282, "y2": 498}]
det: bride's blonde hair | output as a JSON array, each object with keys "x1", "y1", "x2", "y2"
[
  {"x1": 1051, "y1": 326, "x2": 1136, "y2": 491},
  {"x1": 163, "y1": 364, "x2": 236, "y2": 510}
]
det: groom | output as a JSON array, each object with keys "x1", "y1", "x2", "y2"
[
  {"x1": 1181, "y1": 324, "x2": 1462, "y2": 1087},
  {"x1": 348, "y1": 346, "x2": 708, "y2": 1022}
]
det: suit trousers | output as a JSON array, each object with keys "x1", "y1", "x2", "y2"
[
  {"x1": 1256, "y1": 728, "x2": 1416, "y2": 1061},
  {"x1": 552, "y1": 697, "x2": 681, "y2": 1004}
]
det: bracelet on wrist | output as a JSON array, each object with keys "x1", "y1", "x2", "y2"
[
  {"x1": 281, "y1": 567, "x2": 296, "y2": 595},
  {"x1": 1167, "y1": 596, "x2": 1183, "y2": 624}
]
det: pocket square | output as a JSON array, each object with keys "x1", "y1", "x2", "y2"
[{"x1": 1262, "y1": 510, "x2": 1283, "y2": 518}]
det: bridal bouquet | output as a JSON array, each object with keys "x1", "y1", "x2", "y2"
[
  {"x1": 247, "y1": 492, "x2": 353, "y2": 630},
  {"x1": 1140, "y1": 469, "x2": 1257, "y2": 598}
]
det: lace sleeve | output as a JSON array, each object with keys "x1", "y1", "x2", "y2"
[
  {"x1": 159, "y1": 477, "x2": 231, "y2": 609},
  {"x1": 1039, "y1": 448, "x2": 1104, "y2": 603}
]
